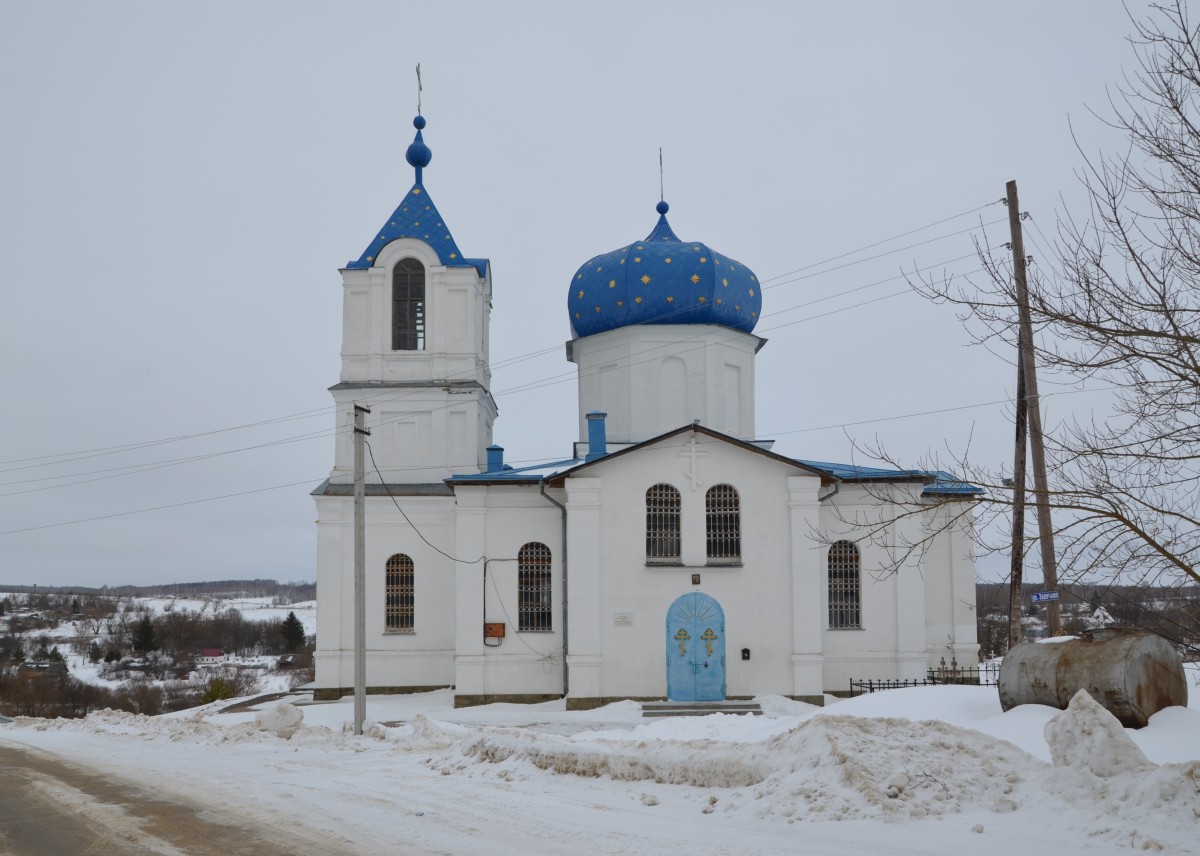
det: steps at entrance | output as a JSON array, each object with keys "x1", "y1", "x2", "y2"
[{"x1": 641, "y1": 701, "x2": 763, "y2": 718}]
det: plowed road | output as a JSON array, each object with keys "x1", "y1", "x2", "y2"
[{"x1": 0, "y1": 744, "x2": 353, "y2": 856}]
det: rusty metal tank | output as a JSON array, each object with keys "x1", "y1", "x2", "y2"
[{"x1": 998, "y1": 628, "x2": 1187, "y2": 728}]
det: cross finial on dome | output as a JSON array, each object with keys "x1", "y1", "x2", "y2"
[{"x1": 406, "y1": 115, "x2": 432, "y2": 183}]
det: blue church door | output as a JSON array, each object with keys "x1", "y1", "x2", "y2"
[{"x1": 665, "y1": 592, "x2": 726, "y2": 702}]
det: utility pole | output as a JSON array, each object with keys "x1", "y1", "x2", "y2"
[
  {"x1": 353, "y1": 403, "x2": 371, "y2": 735},
  {"x1": 1006, "y1": 180, "x2": 1061, "y2": 636},
  {"x1": 1008, "y1": 350, "x2": 1027, "y2": 651}
]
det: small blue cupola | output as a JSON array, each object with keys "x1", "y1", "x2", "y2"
[
  {"x1": 346, "y1": 115, "x2": 488, "y2": 277},
  {"x1": 567, "y1": 200, "x2": 762, "y2": 339}
]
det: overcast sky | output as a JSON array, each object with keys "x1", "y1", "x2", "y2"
[{"x1": 0, "y1": 1, "x2": 1151, "y2": 587}]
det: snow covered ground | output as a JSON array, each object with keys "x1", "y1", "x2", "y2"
[{"x1": 2, "y1": 665, "x2": 1197, "y2": 855}]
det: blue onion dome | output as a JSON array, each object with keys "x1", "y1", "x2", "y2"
[{"x1": 568, "y1": 201, "x2": 762, "y2": 338}]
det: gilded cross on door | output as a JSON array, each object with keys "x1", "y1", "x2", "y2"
[
  {"x1": 701, "y1": 627, "x2": 718, "y2": 657},
  {"x1": 678, "y1": 437, "x2": 708, "y2": 491},
  {"x1": 673, "y1": 628, "x2": 690, "y2": 656}
]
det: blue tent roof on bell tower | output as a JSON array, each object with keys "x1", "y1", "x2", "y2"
[{"x1": 346, "y1": 115, "x2": 488, "y2": 277}]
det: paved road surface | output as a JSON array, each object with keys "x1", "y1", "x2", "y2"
[{"x1": 0, "y1": 742, "x2": 349, "y2": 856}]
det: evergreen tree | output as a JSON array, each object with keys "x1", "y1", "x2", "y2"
[
  {"x1": 280, "y1": 611, "x2": 305, "y2": 652},
  {"x1": 131, "y1": 615, "x2": 159, "y2": 654},
  {"x1": 88, "y1": 641, "x2": 103, "y2": 664}
]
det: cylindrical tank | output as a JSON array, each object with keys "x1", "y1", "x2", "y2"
[{"x1": 998, "y1": 628, "x2": 1186, "y2": 728}]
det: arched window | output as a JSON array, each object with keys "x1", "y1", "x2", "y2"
[
  {"x1": 828, "y1": 541, "x2": 861, "y2": 628},
  {"x1": 392, "y1": 258, "x2": 426, "y2": 350},
  {"x1": 646, "y1": 483, "x2": 682, "y2": 563},
  {"x1": 385, "y1": 553, "x2": 415, "y2": 632},
  {"x1": 705, "y1": 484, "x2": 741, "y2": 563},
  {"x1": 518, "y1": 542, "x2": 553, "y2": 632}
]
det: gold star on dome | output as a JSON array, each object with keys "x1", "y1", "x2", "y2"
[
  {"x1": 578, "y1": 290, "x2": 585, "y2": 298},
  {"x1": 424, "y1": 234, "x2": 429, "y2": 239},
  {"x1": 449, "y1": 253, "x2": 457, "y2": 259},
  {"x1": 693, "y1": 245, "x2": 701, "y2": 251},
  {"x1": 750, "y1": 275, "x2": 756, "y2": 282},
  {"x1": 641, "y1": 274, "x2": 651, "y2": 284},
  {"x1": 609, "y1": 279, "x2": 616, "y2": 288},
  {"x1": 635, "y1": 296, "x2": 643, "y2": 304},
  {"x1": 595, "y1": 306, "x2": 601, "y2": 312},
  {"x1": 636, "y1": 245, "x2": 644, "y2": 250},
  {"x1": 690, "y1": 274, "x2": 700, "y2": 284},
  {"x1": 714, "y1": 259, "x2": 720, "y2": 265},
  {"x1": 413, "y1": 220, "x2": 419, "y2": 225},
  {"x1": 699, "y1": 257, "x2": 707, "y2": 263},
  {"x1": 390, "y1": 221, "x2": 396, "y2": 226},
  {"x1": 437, "y1": 222, "x2": 442, "y2": 228},
  {"x1": 748, "y1": 288, "x2": 755, "y2": 296},
  {"x1": 722, "y1": 278, "x2": 729, "y2": 287},
  {"x1": 577, "y1": 273, "x2": 583, "y2": 280},
  {"x1": 425, "y1": 205, "x2": 430, "y2": 210},
  {"x1": 735, "y1": 304, "x2": 741, "y2": 311},
  {"x1": 716, "y1": 298, "x2": 722, "y2": 304},
  {"x1": 634, "y1": 257, "x2": 642, "y2": 263},
  {"x1": 596, "y1": 266, "x2": 602, "y2": 273},
  {"x1": 751, "y1": 311, "x2": 757, "y2": 317},
  {"x1": 619, "y1": 258, "x2": 625, "y2": 265},
  {"x1": 730, "y1": 265, "x2": 736, "y2": 272},
  {"x1": 666, "y1": 296, "x2": 674, "y2": 303},
  {"x1": 698, "y1": 296, "x2": 707, "y2": 303},
  {"x1": 378, "y1": 235, "x2": 385, "y2": 241},
  {"x1": 616, "y1": 300, "x2": 623, "y2": 307},
  {"x1": 664, "y1": 257, "x2": 672, "y2": 264},
  {"x1": 366, "y1": 256, "x2": 374, "y2": 262},
  {"x1": 575, "y1": 312, "x2": 580, "y2": 319},
  {"x1": 412, "y1": 188, "x2": 422, "y2": 195}
]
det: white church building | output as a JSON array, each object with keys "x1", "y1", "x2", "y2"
[{"x1": 312, "y1": 115, "x2": 979, "y2": 707}]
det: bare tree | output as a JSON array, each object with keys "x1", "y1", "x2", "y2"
[{"x1": 905, "y1": 1, "x2": 1200, "y2": 592}]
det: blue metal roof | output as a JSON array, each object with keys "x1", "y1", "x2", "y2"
[
  {"x1": 446, "y1": 457, "x2": 583, "y2": 484},
  {"x1": 568, "y1": 201, "x2": 761, "y2": 339},
  {"x1": 346, "y1": 116, "x2": 488, "y2": 278},
  {"x1": 798, "y1": 460, "x2": 983, "y2": 496}
]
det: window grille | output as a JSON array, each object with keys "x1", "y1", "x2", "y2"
[
  {"x1": 828, "y1": 540, "x2": 862, "y2": 628},
  {"x1": 392, "y1": 258, "x2": 426, "y2": 350},
  {"x1": 646, "y1": 483, "x2": 682, "y2": 563},
  {"x1": 385, "y1": 553, "x2": 415, "y2": 632},
  {"x1": 705, "y1": 484, "x2": 741, "y2": 563},
  {"x1": 518, "y1": 542, "x2": 553, "y2": 632}
]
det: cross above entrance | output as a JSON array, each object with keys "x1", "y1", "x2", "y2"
[{"x1": 678, "y1": 437, "x2": 709, "y2": 491}]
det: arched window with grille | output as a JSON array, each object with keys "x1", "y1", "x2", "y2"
[
  {"x1": 646, "y1": 483, "x2": 682, "y2": 563},
  {"x1": 518, "y1": 542, "x2": 553, "y2": 632},
  {"x1": 828, "y1": 540, "x2": 862, "y2": 628},
  {"x1": 705, "y1": 484, "x2": 741, "y2": 563},
  {"x1": 392, "y1": 258, "x2": 426, "y2": 350},
  {"x1": 385, "y1": 553, "x2": 415, "y2": 632}
]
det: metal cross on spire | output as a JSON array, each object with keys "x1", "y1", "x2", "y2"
[
  {"x1": 659, "y1": 146, "x2": 664, "y2": 202},
  {"x1": 416, "y1": 63, "x2": 423, "y2": 115}
]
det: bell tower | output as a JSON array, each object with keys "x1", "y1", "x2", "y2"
[{"x1": 326, "y1": 114, "x2": 495, "y2": 486}]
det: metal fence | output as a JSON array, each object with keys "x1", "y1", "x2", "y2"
[{"x1": 849, "y1": 661, "x2": 1000, "y2": 697}]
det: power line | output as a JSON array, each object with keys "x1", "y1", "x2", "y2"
[{"x1": 759, "y1": 200, "x2": 1002, "y2": 284}]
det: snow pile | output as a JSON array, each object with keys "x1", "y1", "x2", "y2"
[
  {"x1": 254, "y1": 701, "x2": 303, "y2": 739},
  {"x1": 1044, "y1": 689, "x2": 1153, "y2": 777},
  {"x1": 449, "y1": 712, "x2": 1031, "y2": 821},
  {"x1": 1039, "y1": 690, "x2": 1200, "y2": 850}
]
